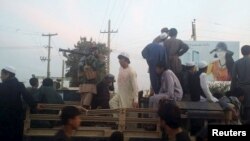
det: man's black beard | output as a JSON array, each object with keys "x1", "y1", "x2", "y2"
[{"x1": 109, "y1": 83, "x2": 114, "y2": 91}]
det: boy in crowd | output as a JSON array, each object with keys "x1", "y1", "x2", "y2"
[
  {"x1": 27, "y1": 77, "x2": 39, "y2": 102},
  {"x1": 158, "y1": 101, "x2": 191, "y2": 141},
  {"x1": 38, "y1": 78, "x2": 64, "y2": 104},
  {"x1": 54, "y1": 106, "x2": 81, "y2": 141}
]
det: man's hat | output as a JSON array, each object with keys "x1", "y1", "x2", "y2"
[
  {"x1": 198, "y1": 61, "x2": 208, "y2": 69},
  {"x1": 118, "y1": 52, "x2": 130, "y2": 63},
  {"x1": 105, "y1": 74, "x2": 115, "y2": 82},
  {"x1": 3, "y1": 66, "x2": 16, "y2": 74},
  {"x1": 186, "y1": 61, "x2": 195, "y2": 67},
  {"x1": 160, "y1": 32, "x2": 168, "y2": 40}
]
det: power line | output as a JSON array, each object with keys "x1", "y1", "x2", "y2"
[
  {"x1": 0, "y1": 46, "x2": 44, "y2": 50},
  {"x1": 143, "y1": 0, "x2": 157, "y2": 27},
  {"x1": 100, "y1": 0, "x2": 118, "y2": 43},
  {"x1": 198, "y1": 19, "x2": 250, "y2": 32},
  {"x1": 98, "y1": 0, "x2": 112, "y2": 42},
  {"x1": 112, "y1": 0, "x2": 132, "y2": 41},
  {"x1": 198, "y1": 28, "x2": 250, "y2": 37},
  {"x1": 108, "y1": 0, "x2": 118, "y2": 18},
  {"x1": 0, "y1": 25, "x2": 42, "y2": 35},
  {"x1": 112, "y1": 0, "x2": 126, "y2": 27}
]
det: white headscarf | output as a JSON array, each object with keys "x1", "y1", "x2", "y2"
[{"x1": 159, "y1": 33, "x2": 168, "y2": 40}]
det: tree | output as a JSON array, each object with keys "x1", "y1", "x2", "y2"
[{"x1": 64, "y1": 37, "x2": 110, "y2": 87}]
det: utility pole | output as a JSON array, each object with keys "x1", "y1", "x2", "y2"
[
  {"x1": 61, "y1": 60, "x2": 65, "y2": 88},
  {"x1": 100, "y1": 20, "x2": 118, "y2": 74},
  {"x1": 192, "y1": 19, "x2": 197, "y2": 41},
  {"x1": 41, "y1": 33, "x2": 58, "y2": 77}
]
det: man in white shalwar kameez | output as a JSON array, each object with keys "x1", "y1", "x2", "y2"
[{"x1": 109, "y1": 52, "x2": 139, "y2": 109}]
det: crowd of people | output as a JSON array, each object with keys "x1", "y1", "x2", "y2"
[
  {"x1": 142, "y1": 28, "x2": 250, "y2": 124},
  {"x1": 92, "y1": 27, "x2": 250, "y2": 140},
  {"x1": 0, "y1": 70, "x2": 65, "y2": 140},
  {"x1": 1, "y1": 27, "x2": 250, "y2": 141}
]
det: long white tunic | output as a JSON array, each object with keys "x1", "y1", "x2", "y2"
[
  {"x1": 117, "y1": 66, "x2": 139, "y2": 108},
  {"x1": 200, "y1": 73, "x2": 218, "y2": 102}
]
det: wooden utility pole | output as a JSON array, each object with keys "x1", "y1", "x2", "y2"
[
  {"x1": 61, "y1": 60, "x2": 65, "y2": 88},
  {"x1": 42, "y1": 33, "x2": 58, "y2": 77},
  {"x1": 192, "y1": 19, "x2": 197, "y2": 41},
  {"x1": 100, "y1": 20, "x2": 118, "y2": 74}
]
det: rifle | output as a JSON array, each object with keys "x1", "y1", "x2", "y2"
[{"x1": 59, "y1": 48, "x2": 97, "y2": 56}]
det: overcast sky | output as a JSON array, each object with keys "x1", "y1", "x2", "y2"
[{"x1": 1, "y1": 0, "x2": 250, "y2": 89}]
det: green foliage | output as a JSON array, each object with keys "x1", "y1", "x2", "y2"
[{"x1": 64, "y1": 37, "x2": 110, "y2": 87}]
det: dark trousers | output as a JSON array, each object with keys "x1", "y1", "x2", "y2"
[
  {"x1": 149, "y1": 66, "x2": 161, "y2": 94},
  {"x1": 190, "y1": 119, "x2": 205, "y2": 136},
  {"x1": 0, "y1": 118, "x2": 24, "y2": 141},
  {"x1": 239, "y1": 85, "x2": 250, "y2": 122}
]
